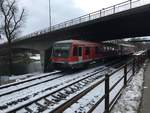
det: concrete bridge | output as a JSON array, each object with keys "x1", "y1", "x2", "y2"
[{"x1": 1, "y1": 0, "x2": 150, "y2": 71}]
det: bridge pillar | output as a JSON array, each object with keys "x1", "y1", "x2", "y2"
[
  {"x1": 40, "y1": 51, "x2": 45, "y2": 72},
  {"x1": 40, "y1": 48, "x2": 53, "y2": 73},
  {"x1": 44, "y1": 47, "x2": 53, "y2": 72}
]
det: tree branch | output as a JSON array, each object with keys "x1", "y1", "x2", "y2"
[
  {"x1": 6, "y1": 0, "x2": 16, "y2": 17},
  {"x1": 10, "y1": 9, "x2": 25, "y2": 36}
]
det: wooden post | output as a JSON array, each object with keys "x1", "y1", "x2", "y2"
[
  {"x1": 79, "y1": 17, "x2": 81, "y2": 23},
  {"x1": 89, "y1": 14, "x2": 91, "y2": 20},
  {"x1": 113, "y1": 5, "x2": 115, "y2": 13},
  {"x1": 132, "y1": 59, "x2": 135, "y2": 76},
  {"x1": 124, "y1": 64, "x2": 127, "y2": 86},
  {"x1": 100, "y1": 10, "x2": 101, "y2": 17},
  {"x1": 130, "y1": 0, "x2": 132, "y2": 9},
  {"x1": 105, "y1": 74, "x2": 110, "y2": 113},
  {"x1": 138, "y1": 56, "x2": 140, "y2": 68}
]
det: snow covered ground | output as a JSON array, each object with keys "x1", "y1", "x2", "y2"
[{"x1": 110, "y1": 62, "x2": 147, "y2": 113}]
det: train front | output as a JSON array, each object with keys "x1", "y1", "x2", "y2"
[{"x1": 50, "y1": 42, "x2": 72, "y2": 69}]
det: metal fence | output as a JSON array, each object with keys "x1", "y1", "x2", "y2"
[
  {"x1": 87, "y1": 50, "x2": 147, "y2": 113},
  {"x1": 17, "y1": 0, "x2": 149, "y2": 41}
]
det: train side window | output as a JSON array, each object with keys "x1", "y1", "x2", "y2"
[
  {"x1": 86, "y1": 47, "x2": 90, "y2": 55},
  {"x1": 78, "y1": 47, "x2": 82, "y2": 56},
  {"x1": 73, "y1": 47, "x2": 78, "y2": 56}
]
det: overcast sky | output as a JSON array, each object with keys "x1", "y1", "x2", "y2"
[{"x1": 18, "y1": 0, "x2": 130, "y2": 36}]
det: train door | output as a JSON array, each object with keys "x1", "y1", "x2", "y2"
[
  {"x1": 78, "y1": 46, "x2": 83, "y2": 63},
  {"x1": 85, "y1": 47, "x2": 91, "y2": 60}
]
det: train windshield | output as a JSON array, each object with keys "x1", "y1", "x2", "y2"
[{"x1": 52, "y1": 43, "x2": 71, "y2": 58}]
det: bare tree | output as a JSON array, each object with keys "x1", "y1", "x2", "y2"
[{"x1": 0, "y1": 0, "x2": 26, "y2": 75}]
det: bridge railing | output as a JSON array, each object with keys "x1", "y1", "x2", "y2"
[{"x1": 18, "y1": 0, "x2": 149, "y2": 41}]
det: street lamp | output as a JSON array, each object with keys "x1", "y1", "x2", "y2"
[{"x1": 49, "y1": 0, "x2": 51, "y2": 30}]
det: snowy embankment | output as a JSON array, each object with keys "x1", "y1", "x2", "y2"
[{"x1": 111, "y1": 62, "x2": 147, "y2": 113}]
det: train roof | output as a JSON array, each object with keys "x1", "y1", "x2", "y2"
[{"x1": 54, "y1": 39, "x2": 100, "y2": 46}]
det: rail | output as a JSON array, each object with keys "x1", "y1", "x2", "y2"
[
  {"x1": 0, "y1": 71, "x2": 61, "y2": 90},
  {"x1": 16, "y1": 0, "x2": 149, "y2": 41}
]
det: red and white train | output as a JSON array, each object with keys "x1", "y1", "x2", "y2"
[{"x1": 50, "y1": 40, "x2": 134, "y2": 69}]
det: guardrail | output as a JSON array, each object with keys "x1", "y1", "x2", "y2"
[
  {"x1": 87, "y1": 50, "x2": 147, "y2": 113},
  {"x1": 16, "y1": 0, "x2": 149, "y2": 41}
]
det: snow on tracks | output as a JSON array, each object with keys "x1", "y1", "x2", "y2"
[{"x1": 0, "y1": 66, "x2": 108, "y2": 113}]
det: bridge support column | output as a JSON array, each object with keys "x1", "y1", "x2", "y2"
[
  {"x1": 40, "y1": 51, "x2": 45, "y2": 72},
  {"x1": 40, "y1": 48, "x2": 53, "y2": 73}
]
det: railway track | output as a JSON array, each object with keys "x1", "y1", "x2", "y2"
[
  {"x1": 0, "y1": 65, "x2": 106, "y2": 98},
  {"x1": 3, "y1": 68, "x2": 109, "y2": 113},
  {"x1": 0, "y1": 71, "x2": 61, "y2": 90},
  {"x1": 0, "y1": 58, "x2": 127, "y2": 113},
  {"x1": 0, "y1": 71, "x2": 64, "y2": 97},
  {"x1": 0, "y1": 65, "x2": 109, "y2": 112}
]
